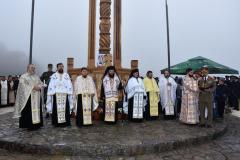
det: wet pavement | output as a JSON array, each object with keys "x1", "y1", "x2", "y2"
[{"x1": 0, "y1": 107, "x2": 234, "y2": 160}]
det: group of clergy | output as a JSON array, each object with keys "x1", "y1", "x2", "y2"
[
  {"x1": 0, "y1": 75, "x2": 18, "y2": 107},
  {"x1": 13, "y1": 63, "x2": 217, "y2": 130}
]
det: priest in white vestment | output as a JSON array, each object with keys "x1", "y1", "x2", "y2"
[
  {"x1": 124, "y1": 69, "x2": 147, "y2": 122},
  {"x1": 159, "y1": 70, "x2": 177, "y2": 119},
  {"x1": 46, "y1": 63, "x2": 73, "y2": 127},
  {"x1": 74, "y1": 67, "x2": 98, "y2": 127},
  {"x1": 13, "y1": 64, "x2": 44, "y2": 130}
]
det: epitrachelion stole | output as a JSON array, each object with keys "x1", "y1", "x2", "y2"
[
  {"x1": 165, "y1": 85, "x2": 174, "y2": 115},
  {"x1": 31, "y1": 91, "x2": 41, "y2": 124},
  {"x1": 133, "y1": 92, "x2": 144, "y2": 119},
  {"x1": 150, "y1": 92, "x2": 159, "y2": 116},
  {"x1": 105, "y1": 98, "x2": 117, "y2": 122},
  {"x1": 82, "y1": 94, "x2": 92, "y2": 125},
  {"x1": 56, "y1": 93, "x2": 67, "y2": 123}
]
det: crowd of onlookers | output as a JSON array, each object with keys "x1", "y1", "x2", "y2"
[{"x1": 0, "y1": 75, "x2": 19, "y2": 107}]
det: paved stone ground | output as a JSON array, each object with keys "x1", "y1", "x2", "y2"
[
  {"x1": 0, "y1": 107, "x2": 238, "y2": 160},
  {"x1": 0, "y1": 107, "x2": 13, "y2": 115}
]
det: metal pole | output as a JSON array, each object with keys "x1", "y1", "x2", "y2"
[
  {"x1": 165, "y1": 0, "x2": 171, "y2": 71},
  {"x1": 29, "y1": 0, "x2": 35, "y2": 64}
]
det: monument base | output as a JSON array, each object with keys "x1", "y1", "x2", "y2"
[{"x1": 0, "y1": 111, "x2": 228, "y2": 156}]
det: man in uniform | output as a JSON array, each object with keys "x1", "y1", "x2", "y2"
[{"x1": 198, "y1": 66, "x2": 216, "y2": 128}]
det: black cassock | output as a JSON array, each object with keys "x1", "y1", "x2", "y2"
[
  {"x1": 144, "y1": 92, "x2": 159, "y2": 120},
  {"x1": 51, "y1": 94, "x2": 71, "y2": 127},
  {"x1": 215, "y1": 84, "x2": 227, "y2": 118},
  {"x1": 19, "y1": 96, "x2": 43, "y2": 130},
  {"x1": 227, "y1": 81, "x2": 239, "y2": 110},
  {"x1": 76, "y1": 94, "x2": 93, "y2": 127}
]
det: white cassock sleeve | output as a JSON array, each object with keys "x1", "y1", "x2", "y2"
[
  {"x1": 123, "y1": 95, "x2": 128, "y2": 114},
  {"x1": 158, "y1": 77, "x2": 168, "y2": 110},
  {"x1": 140, "y1": 79, "x2": 147, "y2": 109},
  {"x1": 123, "y1": 85, "x2": 129, "y2": 114},
  {"x1": 73, "y1": 79, "x2": 78, "y2": 113},
  {"x1": 92, "y1": 97, "x2": 98, "y2": 111},
  {"x1": 68, "y1": 94, "x2": 74, "y2": 112},
  {"x1": 171, "y1": 79, "x2": 177, "y2": 102},
  {"x1": 92, "y1": 79, "x2": 99, "y2": 111},
  {"x1": 46, "y1": 95, "x2": 53, "y2": 113}
]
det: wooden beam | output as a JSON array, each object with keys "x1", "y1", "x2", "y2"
[
  {"x1": 99, "y1": 0, "x2": 112, "y2": 56},
  {"x1": 113, "y1": 0, "x2": 122, "y2": 68},
  {"x1": 88, "y1": 0, "x2": 97, "y2": 69}
]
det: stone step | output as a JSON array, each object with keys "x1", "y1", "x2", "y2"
[{"x1": 0, "y1": 112, "x2": 227, "y2": 156}]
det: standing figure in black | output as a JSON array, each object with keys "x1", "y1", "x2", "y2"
[
  {"x1": 215, "y1": 78, "x2": 227, "y2": 118},
  {"x1": 40, "y1": 64, "x2": 54, "y2": 117},
  {"x1": 99, "y1": 66, "x2": 123, "y2": 124}
]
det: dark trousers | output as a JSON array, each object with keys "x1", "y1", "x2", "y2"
[
  {"x1": 176, "y1": 98, "x2": 182, "y2": 115},
  {"x1": 217, "y1": 98, "x2": 225, "y2": 118}
]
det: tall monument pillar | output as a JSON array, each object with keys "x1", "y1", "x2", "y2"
[
  {"x1": 99, "y1": 0, "x2": 112, "y2": 66},
  {"x1": 88, "y1": 0, "x2": 97, "y2": 69},
  {"x1": 68, "y1": 0, "x2": 138, "y2": 83},
  {"x1": 113, "y1": 0, "x2": 122, "y2": 69}
]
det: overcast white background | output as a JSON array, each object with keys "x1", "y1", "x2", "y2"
[{"x1": 0, "y1": 0, "x2": 239, "y2": 76}]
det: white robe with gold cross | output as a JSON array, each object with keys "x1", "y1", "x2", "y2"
[
  {"x1": 124, "y1": 77, "x2": 147, "y2": 118},
  {"x1": 74, "y1": 75, "x2": 98, "y2": 125},
  {"x1": 46, "y1": 72, "x2": 73, "y2": 123},
  {"x1": 159, "y1": 76, "x2": 177, "y2": 115}
]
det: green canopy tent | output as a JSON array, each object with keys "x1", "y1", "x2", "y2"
[{"x1": 161, "y1": 56, "x2": 239, "y2": 75}]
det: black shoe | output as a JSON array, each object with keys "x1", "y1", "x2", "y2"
[{"x1": 199, "y1": 124, "x2": 205, "y2": 128}]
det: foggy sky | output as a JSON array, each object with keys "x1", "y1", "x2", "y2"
[{"x1": 0, "y1": 0, "x2": 240, "y2": 76}]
